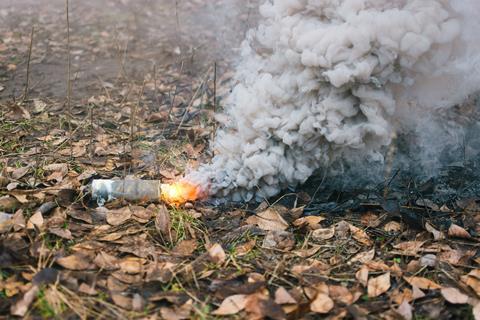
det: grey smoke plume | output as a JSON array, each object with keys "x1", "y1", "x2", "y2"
[{"x1": 187, "y1": 0, "x2": 480, "y2": 202}]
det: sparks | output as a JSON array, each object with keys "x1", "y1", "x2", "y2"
[{"x1": 160, "y1": 181, "x2": 200, "y2": 206}]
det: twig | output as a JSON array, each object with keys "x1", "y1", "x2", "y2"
[
  {"x1": 161, "y1": 61, "x2": 184, "y2": 135},
  {"x1": 65, "y1": 0, "x2": 73, "y2": 159},
  {"x1": 212, "y1": 61, "x2": 217, "y2": 135},
  {"x1": 22, "y1": 26, "x2": 34, "y2": 102},
  {"x1": 175, "y1": 67, "x2": 212, "y2": 136}
]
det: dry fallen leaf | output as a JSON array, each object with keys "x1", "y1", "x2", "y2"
[
  {"x1": 27, "y1": 211, "x2": 44, "y2": 230},
  {"x1": 441, "y1": 287, "x2": 469, "y2": 304},
  {"x1": 448, "y1": 224, "x2": 471, "y2": 239},
  {"x1": 404, "y1": 276, "x2": 441, "y2": 290},
  {"x1": 244, "y1": 293, "x2": 286, "y2": 320},
  {"x1": 393, "y1": 241, "x2": 425, "y2": 255},
  {"x1": 368, "y1": 272, "x2": 391, "y2": 298},
  {"x1": 474, "y1": 303, "x2": 480, "y2": 320},
  {"x1": 250, "y1": 208, "x2": 289, "y2": 231},
  {"x1": 425, "y1": 222, "x2": 445, "y2": 240},
  {"x1": 106, "y1": 207, "x2": 132, "y2": 226},
  {"x1": 350, "y1": 248, "x2": 375, "y2": 264},
  {"x1": 292, "y1": 216, "x2": 325, "y2": 230},
  {"x1": 155, "y1": 204, "x2": 171, "y2": 239},
  {"x1": 10, "y1": 285, "x2": 39, "y2": 317},
  {"x1": 236, "y1": 239, "x2": 256, "y2": 256},
  {"x1": 173, "y1": 239, "x2": 198, "y2": 256},
  {"x1": 275, "y1": 287, "x2": 296, "y2": 305},
  {"x1": 329, "y1": 285, "x2": 354, "y2": 305},
  {"x1": 356, "y1": 265, "x2": 369, "y2": 287},
  {"x1": 461, "y1": 271, "x2": 480, "y2": 296},
  {"x1": 56, "y1": 254, "x2": 94, "y2": 270},
  {"x1": 396, "y1": 300, "x2": 413, "y2": 320},
  {"x1": 93, "y1": 251, "x2": 119, "y2": 270},
  {"x1": 412, "y1": 286, "x2": 426, "y2": 300},
  {"x1": 312, "y1": 227, "x2": 335, "y2": 241},
  {"x1": 348, "y1": 223, "x2": 372, "y2": 246},
  {"x1": 262, "y1": 230, "x2": 295, "y2": 251},
  {"x1": 208, "y1": 243, "x2": 226, "y2": 264},
  {"x1": 310, "y1": 293, "x2": 334, "y2": 314},
  {"x1": 119, "y1": 257, "x2": 145, "y2": 274},
  {"x1": 212, "y1": 294, "x2": 248, "y2": 316}
]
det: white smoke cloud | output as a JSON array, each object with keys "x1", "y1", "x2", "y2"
[{"x1": 187, "y1": 0, "x2": 480, "y2": 202}]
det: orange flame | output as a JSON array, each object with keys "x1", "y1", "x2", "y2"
[{"x1": 160, "y1": 181, "x2": 200, "y2": 206}]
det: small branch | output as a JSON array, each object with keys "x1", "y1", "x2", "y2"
[
  {"x1": 175, "y1": 67, "x2": 212, "y2": 137},
  {"x1": 65, "y1": 0, "x2": 73, "y2": 158},
  {"x1": 22, "y1": 26, "x2": 35, "y2": 103}
]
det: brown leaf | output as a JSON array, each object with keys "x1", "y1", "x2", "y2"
[
  {"x1": 111, "y1": 293, "x2": 133, "y2": 310},
  {"x1": 448, "y1": 224, "x2": 471, "y2": 239},
  {"x1": 106, "y1": 207, "x2": 132, "y2": 226},
  {"x1": 368, "y1": 272, "x2": 391, "y2": 298},
  {"x1": 251, "y1": 208, "x2": 289, "y2": 231},
  {"x1": 412, "y1": 286, "x2": 426, "y2": 300},
  {"x1": 94, "y1": 252, "x2": 119, "y2": 270},
  {"x1": 393, "y1": 241, "x2": 424, "y2": 255},
  {"x1": 293, "y1": 244, "x2": 322, "y2": 258},
  {"x1": 439, "y1": 249, "x2": 475, "y2": 265},
  {"x1": 349, "y1": 223, "x2": 372, "y2": 246},
  {"x1": 329, "y1": 285, "x2": 354, "y2": 305},
  {"x1": 10, "y1": 285, "x2": 39, "y2": 316},
  {"x1": 44, "y1": 163, "x2": 68, "y2": 182},
  {"x1": 473, "y1": 303, "x2": 480, "y2": 320},
  {"x1": 236, "y1": 239, "x2": 256, "y2": 256},
  {"x1": 262, "y1": 230, "x2": 295, "y2": 251},
  {"x1": 208, "y1": 243, "x2": 226, "y2": 264},
  {"x1": 350, "y1": 249, "x2": 375, "y2": 264},
  {"x1": 11, "y1": 166, "x2": 30, "y2": 180},
  {"x1": 173, "y1": 239, "x2": 198, "y2": 256},
  {"x1": 275, "y1": 287, "x2": 296, "y2": 305},
  {"x1": 441, "y1": 287, "x2": 469, "y2": 304},
  {"x1": 383, "y1": 221, "x2": 403, "y2": 233},
  {"x1": 155, "y1": 204, "x2": 171, "y2": 238},
  {"x1": 395, "y1": 300, "x2": 413, "y2": 320},
  {"x1": 311, "y1": 227, "x2": 335, "y2": 241},
  {"x1": 292, "y1": 216, "x2": 326, "y2": 230},
  {"x1": 68, "y1": 210, "x2": 93, "y2": 224},
  {"x1": 56, "y1": 253, "x2": 94, "y2": 270},
  {"x1": 461, "y1": 271, "x2": 480, "y2": 296},
  {"x1": 245, "y1": 293, "x2": 286, "y2": 320},
  {"x1": 27, "y1": 211, "x2": 44, "y2": 230},
  {"x1": 48, "y1": 227, "x2": 73, "y2": 240},
  {"x1": 78, "y1": 283, "x2": 97, "y2": 296},
  {"x1": 119, "y1": 257, "x2": 145, "y2": 274},
  {"x1": 356, "y1": 265, "x2": 369, "y2": 287},
  {"x1": 310, "y1": 293, "x2": 334, "y2": 314},
  {"x1": 0, "y1": 195, "x2": 20, "y2": 212},
  {"x1": 404, "y1": 276, "x2": 441, "y2": 290},
  {"x1": 160, "y1": 300, "x2": 193, "y2": 320},
  {"x1": 425, "y1": 222, "x2": 445, "y2": 240},
  {"x1": 212, "y1": 294, "x2": 248, "y2": 316},
  {"x1": 361, "y1": 212, "x2": 381, "y2": 228}
]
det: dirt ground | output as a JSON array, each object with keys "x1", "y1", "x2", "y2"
[{"x1": 1, "y1": 1, "x2": 480, "y2": 319}]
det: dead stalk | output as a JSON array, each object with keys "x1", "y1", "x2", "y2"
[
  {"x1": 66, "y1": 0, "x2": 73, "y2": 158},
  {"x1": 175, "y1": 67, "x2": 212, "y2": 137},
  {"x1": 161, "y1": 61, "x2": 184, "y2": 135},
  {"x1": 22, "y1": 26, "x2": 34, "y2": 103},
  {"x1": 213, "y1": 61, "x2": 217, "y2": 135}
]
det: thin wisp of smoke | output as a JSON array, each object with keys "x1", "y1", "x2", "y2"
[{"x1": 187, "y1": 0, "x2": 480, "y2": 202}]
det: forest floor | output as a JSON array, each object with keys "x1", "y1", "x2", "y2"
[{"x1": 1, "y1": 1, "x2": 480, "y2": 319}]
